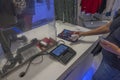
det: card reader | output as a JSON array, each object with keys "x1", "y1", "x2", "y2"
[{"x1": 49, "y1": 44, "x2": 76, "y2": 64}]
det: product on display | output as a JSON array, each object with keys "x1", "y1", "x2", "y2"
[
  {"x1": 58, "y1": 29, "x2": 80, "y2": 42},
  {"x1": 38, "y1": 37, "x2": 57, "y2": 51}
]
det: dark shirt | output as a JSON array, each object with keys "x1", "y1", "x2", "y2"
[
  {"x1": 22, "y1": 0, "x2": 35, "y2": 15},
  {"x1": 25, "y1": 0, "x2": 35, "y2": 9},
  {"x1": 102, "y1": 16, "x2": 120, "y2": 70}
]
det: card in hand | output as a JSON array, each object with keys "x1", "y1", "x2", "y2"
[{"x1": 58, "y1": 29, "x2": 78, "y2": 42}]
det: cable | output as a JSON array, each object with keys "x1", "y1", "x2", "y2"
[
  {"x1": 19, "y1": 52, "x2": 48, "y2": 78},
  {"x1": 19, "y1": 57, "x2": 32, "y2": 78},
  {"x1": 31, "y1": 56, "x2": 43, "y2": 64},
  {"x1": 57, "y1": 40, "x2": 65, "y2": 45}
]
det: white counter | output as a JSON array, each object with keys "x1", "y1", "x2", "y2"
[{"x1": 4, "y1": 22, "x2": 99, "y2": 80}]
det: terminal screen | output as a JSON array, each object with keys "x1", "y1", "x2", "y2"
[{"x1": 52, "y1": 44, "x2": 68, "y2": 56}]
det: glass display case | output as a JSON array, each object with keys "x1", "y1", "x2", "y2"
[{"x1": 0, "y1": 0, "x2": 56, "y2": 78}]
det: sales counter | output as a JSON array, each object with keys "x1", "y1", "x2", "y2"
[{"x1": 2, "y1": 22, "x2": 101, "y2": 80}]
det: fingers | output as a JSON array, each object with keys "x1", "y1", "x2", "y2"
[
  {"x1": 100, "y1": 39, "x2": 112, "y2": 46},
  {"x1": 73, "y1": 31, "x2": 83, "y2": 37},
  {"x1": 100, "y1": 39, "x2": 107, "y2": 47},
  {"x1": 100, "y1": 40, "x2": 119, "y2": 53},
  {"x1": 100, "y1": 40, "x2": 116, "y2": 47},
  {"x1": 70, "y1": 34, "x2": 79, "y2": 42}
]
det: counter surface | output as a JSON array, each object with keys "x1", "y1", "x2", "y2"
[{"x1": 4, "y1": 22, "x2": 99, "y2": 80}]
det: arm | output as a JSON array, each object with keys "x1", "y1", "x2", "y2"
[{"x1": 77, "y1": 21, "x2": 112, "y2": 36}]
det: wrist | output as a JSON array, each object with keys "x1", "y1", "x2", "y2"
[{"x1": 80, "y1": 32, "x2": 85, "y2": 36}]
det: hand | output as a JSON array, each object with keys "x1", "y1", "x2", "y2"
[
  {"x1": 69, "y1": 31, "x2": 84, "y2": 42},
  {"x1": 69, "y1": 34, "x2": 79, "y2": 42},
  {"x1": 100, "y1": 39, "x2": 120, "y2": 55},
  {"x1": 73, "y1": 31, "x2": 83, "y2": 37}
]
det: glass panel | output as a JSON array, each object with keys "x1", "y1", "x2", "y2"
[{"x1": 0, "y1": 0, "x2": 56, "y2": 78}]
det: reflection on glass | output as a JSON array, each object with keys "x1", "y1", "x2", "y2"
[
  {"x1": 15, "y1": 0, "x2": 54, "y2": 31},
  {"x1": 0, "y1": 0, "x2": 56, "y2": 78}
]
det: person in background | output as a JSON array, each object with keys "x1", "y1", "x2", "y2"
[
  {"x1": 15, "y1": 0, "x2": 35, "y2": 31},
  {"x1": 23, "y1": 0, "x2": 35, "y2": 31},
  {"x1": 73, "y1": 9, "x2": 120, "y2": 80}
]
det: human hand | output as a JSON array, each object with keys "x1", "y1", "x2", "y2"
[
  {"x1": 69, "y1": 31, "x2": 83, "y2": 42},
  {"x1": 69, "y1": 34, "x2": 79, "y2": 42},
  {"x1": 73, "y1": 31, "x2": 83, "y2": 37},
  {"x1": 100, "y1": 39, "x2": 120, "y2": 55}
]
